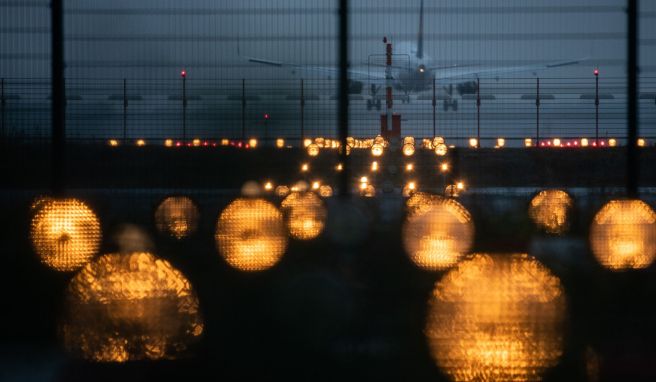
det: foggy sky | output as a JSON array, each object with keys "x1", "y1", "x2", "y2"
[{"x1": 1, "y1": 0, "x2": 655, "y2": 79}]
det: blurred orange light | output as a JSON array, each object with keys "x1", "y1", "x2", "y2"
[
  {"x1": 608, "y1": 138, "x2": 617, "y2": 147},
  {"x1": 136, "y1": 139, "x2": 146, "y2": 147},
  {"x1": 154, "y1": 196, "x2": 200, "y2": 239},
  {"x1": 281, "y1": 192, "x2": 327, "y2": 240},
  {"x1": 406, "y1": 163, "x2": 414, "y2": 172},
  {"x1": 108, "y1": 139, "x2": 119, "y2": 147},
  {"x1": 301, "y1": 163, "x2": 309, "y2": 172},
  {"x1": 402, "y1": 143, "x2": 416, "y2": 157},
  {"x1": 426, "y1": 254, "x2": 566, "y2": 381},
  {"x1": 637, "y1": 138, "x2": 646, "y2": 147},
  {"x1": 524, "y1": 138, "x2": 533, "y2": 147},
  {"x1": 61, "y1": 252, "x2": 204, "y2": 362},
  {"x1": 590, "y1": 199, "x2": 656, "y2": 270},
  {"x1": 307, "y1": 143, "x2": 320, "y2": 157},
  {"x1": 403, "y1": 196, "x2": 474, "y2": 270},
  {"x1": 276, "y1": 138, "x2": 285, "y2": 148},
  {"x1": 215, "y1": 198, "x2": 288, "y2": 271},
  {"x1": 440, "y1": 163, "x2": 450, "y2": 172},
  {"x1": 30, "y1": 198, "x2": 102, "y2": 272},
  {"x1": 469, "y1": 138, "x2": 478, "y2": 148}
]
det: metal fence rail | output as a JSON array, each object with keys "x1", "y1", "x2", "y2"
[{"x1": 2, "y1": 77, "x2": 656, "y2": 147}]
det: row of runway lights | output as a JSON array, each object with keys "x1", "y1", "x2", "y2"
[
  {"x1": 28, "y1": 189, "x2": 656, "y2": 374},
  {"x1": 107, "y1": 136, "x2": 650, "y2": 150}
]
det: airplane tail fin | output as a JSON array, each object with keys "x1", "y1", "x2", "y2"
[{"x1": 417, "y1": 0, "x2": 424, "y2": 60}]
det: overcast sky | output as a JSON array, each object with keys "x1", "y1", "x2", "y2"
[{"x1": 1, "y1": 0, "x2": 654, "y2": 79}]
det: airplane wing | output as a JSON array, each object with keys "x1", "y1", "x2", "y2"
[
  {"x1": 432, "y1": 59, "x2": 585, "y2": 83},
  {"x1": 245, "y1": 56, "x2": 387, "y2": 80}
]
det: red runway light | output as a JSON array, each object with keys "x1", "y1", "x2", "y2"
[
  {"x1": 594, "y1": 68, "x2": 599, "y2": 76},
  {"x1": 181, "y1": 69, "x2": 187, "y2": 78},
  {"x1": 264, "y1": 113, "x2": 270, "y2": 120}
]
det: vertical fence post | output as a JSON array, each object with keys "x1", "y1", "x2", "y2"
[
  {"x1": 536, "y1": 78, "x2": 540, "y2": 146},
  {"x1": 122, "y1": 78, "x2": 127, "y2": 142},
  {"x1": 182, "y1": 73, "x2": 187, "y2": 141},
  {"x1": 476, "y1": 78, "x2": 481, "y2": 147},
  {"x1": 1, "y1": 78, "x2": 5, "y2": 139},
  {"x1": 51, "y1": 0, "x2": 66, "y2": 196},
  {"x1": 627, "y1": 0, "x2": 639, "y2": 196},
  {"x1": 300, "y1": 78, "x2": 305, "y2": 141},
  {"x1": 241, "y1": 79, "x2": 246, "y2": 141},
  {"x1": 594, "y1": 69, "x2": 599, "y2": 145},
  {"x1": 338, "y1": 0, "x2": 350, "y2": 196},
  {"x1": 432, "y1": 77, "x2": 437, "y2": 137}
]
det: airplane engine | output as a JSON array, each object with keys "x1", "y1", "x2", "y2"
[{"x1": 456, "y1": 81, "x2": 478, "y2": 96}]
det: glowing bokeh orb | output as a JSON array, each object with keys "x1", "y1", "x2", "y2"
[
  {"x1": 403, "y1": 197, "x2": 473, "y2": 270},
  {"x1": 307, "y1": 143, "x2": 320, "y2": 157},
  {"x1": 275, "y1": 185, "x2": 291, "y2": 198},
  {"x1": 426, "y1": 254, "x2": 566, "y2": 381},
  {"x1": 402, "y1": 143, "x2": 416, "y2": 156},
  {"x1": 318, "y1": 185, "x2": 333, "y2": 198},
  {"x1": 61, "y1": 252, "x2": 204, "y2": 362},
  {"x1": 528, "y1": 190, "x2": 574, "y2": 234},
  {"x1": 589, "y1": 199, "x2": 656, "y2": 270},
  {"x1": 281, "y1": 192, "x2": 327, "y2": 240},
  {"x1": 215, "y1": 198, "x2": 288, "y2": 271},
  {"x1": 154, "y1": 196, "x2": 200, "y2": 239},
  {"x1": 30, "y1": 198, "x2": 102, "y2": 272},
  {"x1": 241, "y1": 181, "x2": 262, "y2": 197}
]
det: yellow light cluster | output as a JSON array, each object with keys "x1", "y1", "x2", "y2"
[
  {"x1": 528, "y1": 190, "x2": 573, "y2": 235},
  {"x1": 135, "y1": 139, "x2": 146, "y2": 146},
  {"x1": 61, "y1": 252, "x2": 204, "y2": 362},
  {"x1": 154, "y1": 196, "x2": 200, "y2": 239},
  {"x1": 524, "y1": 138, "x2": 533, "y2": 147},
  {"x1": 281, "y1": 191, "x2": 327, "y2": 240},
  {"x1": 590, "y1": 199, "x2": 656, "y2": 270},
  {"x1": 276, "y1": 138, "x2": 285, "y2": 148},
  {"x1": 215, "y1": 198, "x2": 288, "y2": 271},
  {"x1": 30, "y1": 198, "x2": 102, "y2": 272},
  {"x1": 426, "y1": 254, "x2": 566, "y2": 381},
  {"x1": 403, "y1": 195, "x2": 473, "y2": 270},
  {"x1": 108, "y1": 139, "x2": 119, "y2": 147}
]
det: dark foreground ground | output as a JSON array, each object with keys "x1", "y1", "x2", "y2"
[{"x1": 1, "y1": 144, "x2": 656, "y2": 381}]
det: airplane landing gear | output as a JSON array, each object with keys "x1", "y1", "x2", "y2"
[
  {"x1": 367, "y1": 98, "x2": 382, "y2": 111},
  {"x1": 443, "y1": 98, "x2": 458, "y2": 112}
]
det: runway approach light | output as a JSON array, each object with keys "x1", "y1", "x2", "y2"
[
  {"x1": 594, "y1": 68, "x2": 599, "y2": 76},
  {"x1": 371, "y1": 161, "x2": 379, "y2": 172},
  {"x1": 301, "y1": 163, "x2": 309, "y2": 173},
  {"x1": 276, "y1": 138, "x2": 285, "y2": 148},
  {"x1": 336, "y1": 163, "x2": 343, "y2": 172},
  {"x1": 248, "y1": 138, "x2": 258, "y2": 148},
  {"x1": 440, "y1": 163, "x2": 449, "y2": 173},
  {"x1": 264, "y1": 181, "x2": 274, "y2": 191},
  {"x1": 164, "y1": 139, "x2": 174, "y2": 147},
  {"x1": 456, "y1": 181, "x2": 465, "y2": 191},
  {"x1": 371, "y1": 143, "x2": 384, "y2": 157},
  {"x1": 406, "y1": 163, "x2": 414, "y2": 172},
  {"x1": 303, "y1": 138, "x2": 312, "y2": 148},
  {"x1": 402, "y1": 143, "x2": 416, "y2": 157},
  {"x1": 108, "y1": 139, "x2": 119, "y2": 147},
  {"x1": 136, "y1": 139, "x2": 146, "y2": 147},
  {"x1": 524, "y1": 138, "x2": 533, "y2": 147},
  {"x1": 638, "y1": 138, "x2": 646, "y2": 147},
  {"x1": 307, "y1": 143, "x2": 320, "y2": 157},
  {"x1": 581, "y1": 138, "x2": 589, "y2": 147},
  {"x1": 435, "y1": 144, "x2": 448, "y2": 156},
  {"x1": 608, "y1": 138, "x2": 617, "y2": 147},
  {"x1": 496, "y1": 138, "x2": 505, "y2": 148},
  {"x1": 553, "y1": 138, "x2": 561, "y2": 147},
  {"x1": 469, "y1": 138, "x2": 478, "y2": 148},
  {"x1": 181, "y1": 69, "x2": 187, "y2": 78},
  {"x1": 312, "y1": 181, "x2": 321, "y2": 190}
]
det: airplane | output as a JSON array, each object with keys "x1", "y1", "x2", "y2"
[{"x1": 239, "y1": 0, "x2": 584, "y2": 112}]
